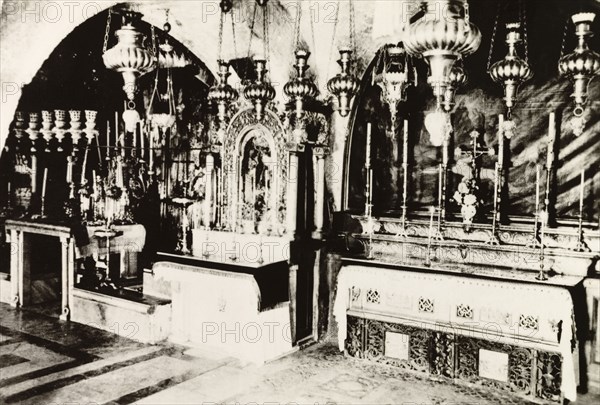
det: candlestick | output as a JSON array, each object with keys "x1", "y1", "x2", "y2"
[
  {"x1": 547, "y1": 112, "x2": 556, "y2": 170},
  {"x1": 403, "y1": 120, "x2": 408, "y2": 164},
  {"x1": 579, "y1": 168, "x2": 585, "y2": 214},
  {"x1": 535, "y1": 164, "x2": 540, "y2": 213},
  {"x1": 366, "y1": 123, "x2": 372, "y2": 169},
  {"x1": 115, "y1": 112, "x2": 119, "y2": 150},
  {"x1": 41, "y1": 168, "x2": 48, "y2": 199},
  {"x1": 498, "y1": 114, "x2": 504, "y2": 168},
  {"x1": 66, "y1": 156, "x2": 73, "y2": 183},
  {"x1": 426, "y1": 206, "x2": 435, "y2": 266},
  {"x1": 140, "y1": 123, "x2": 145, "y2": 160},
  {"x1": 487, "y1": 163, "x2": 501, "y2": 245},
  {"x1": 536, "y1": 210, "x2": 548, "y2": 280},
  {"x1": 437, "y1": 164, "x2": 443, "y2": 208}
]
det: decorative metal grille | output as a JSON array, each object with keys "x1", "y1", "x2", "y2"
[
  {"x1": 418, "y1": 297, "x2": 434, "y2": 313},
  {"x1": 456, "y1": 304, "x2": 474, "y2": 319},
  {"x1": 519, "y1": 315, "x2": 539, "y2": 331},
  {"x1": 367, "y1": 289, "x2": 381, "y2": 304},
  {"x1": 345, "y1": 315, "x2": 562, "y2": 403}
]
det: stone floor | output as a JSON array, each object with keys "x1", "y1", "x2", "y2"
[{"x1": 1, "y1": 303, "x2": 599, "y2": 405}]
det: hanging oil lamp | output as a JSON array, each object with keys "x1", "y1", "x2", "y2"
[
  {"x1": 373, "y1": 43, "x2": 416, "y2": 125},
  {"x1": 443, "y1": 58, "x2": 468, "y2": 112},
  {"x1": 489, "y1": 23, "x2": 533, "y2": 118},
  {"x1": 208, "y1": 1, "x2": 239, "y2": 126},
  {"x1": 244, "y1": 0, "x2": 275, "y2": 121},
  {"x1": 327, "y1": 0, "x2": 360, "y2": 118},
  {"x1": 328, "y1": 49, "x2": 360, "y2": 118},
  {"x1": 209, "y1": 61, "x2": 239, "y2": 123},
  {"x1": 284, "y1": 50, "x2": 318, "y2": 120},
  {"x1": 559, "y1": 12, "x2": 600, "y2": 136},
  {"x1": 405, "y1": 0, "x2": 481, "y2": 110},
  {"x1": 244, "y1": 58, "x2": 276, "y2": 121},
  {"x1": 404, "y1": 0, "x2": 480, "y2": 147},
  {"x1": 102, "y1": 10, "x2": 156, "y2": 103}
]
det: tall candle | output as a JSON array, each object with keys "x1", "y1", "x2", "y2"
[
  {"x1": 92, "y1": 169, "x2": 98, "y2": 196},
  {"x1": 149, "y1": 131, "x2": 154, "y2": 169},
  {"x1": 579, "y1": 168, "x2": 585, "y2": 214},
  {"x1": 535, "y1": 164, "x2": 540, "y2": 212},
  {"x1": 547, "y1": 112, "x2": 556, "y2": 169},
  {"x1": 41, "y1": 168, "x2": 48, "y2": 199},
  {"x1": 403, "y1": 120, "x2": 408, "y2": 164},
  {"x1": 80, "y1": 149, "x2": 88, "y2": 184},
  {"x1": 493, "y1": 162, "x2": 499, "y2": 216},
  {"x1": 66, "y1": 157, "x2": 73, "y2": 183},
  {"x1": 106, "y1": 120, "x2": 110, "y2": 151},
  {"x1": 140, "y1": 124, "x2": 145, "y2": 159},
  {"x1": 438, "y1": 164, "x2": 443, "y2": 208},
  {"x1": 115, "y1": 112, "x2": 119, "y2": 149},
  {"x1": 498, "y1": 114, "x2": 505, "y2": 168},
  {"x1": 428, "y1": 206, "x2": 435, "y2": 240},
  {"x1": 366, "y1": 123, "x2": 372, "y2": 169}
]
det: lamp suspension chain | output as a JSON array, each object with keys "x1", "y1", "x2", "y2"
[
  {"x1": 464, "y1": 1, "x2": 471, "y2": 32},
  {"x1": 519, "y1": 0, "x2": 529, "y2": 63},
  {"x1": 294, "y1": 0, "x2": 302, "y2": 50},
  {"x1": 247, "y1": 2, "x2": 258, "y2": 59},
  {"x1": 486, "y1": 2, "x2": 501, "y2": 72},
  {"x1": 349, "y1": 0, "x2": 356, "y2": 54},
  {"x1": 218, "y1": 11, "x2": 225, "y2": 60},
  {"x1": 102, "y1": 7, "x2": 112, "y2": 54},
  {"x1": 559, "y1": 17, "x2": 570, "y2": 61},
  {"x1": 309, "y1": 0, "x2": 317, "y2": 56},
  {"x1": 326, "y1": 1, "x2": 340, "y2": 80},
  {"x1": 263, "y1": 2, "x2": 271, "y2": 70},
  {"x1": 231, "y1": 10, "x2": 238, "y2": 59}
]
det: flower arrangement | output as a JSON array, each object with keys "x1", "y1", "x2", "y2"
[{"x1": 453, "y1": 177, "x2": 480, "y2": 231}]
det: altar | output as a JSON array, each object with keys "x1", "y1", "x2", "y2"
[
  {"x1": 146, "y1": 260, "x2": 292, "y2": 364},
  {"x1": 333, "y1": 262, "x2": 578, "y2": 403}
]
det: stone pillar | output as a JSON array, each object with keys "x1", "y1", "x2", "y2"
[
  {"x1": 286, "y1": 142, "x2": 304, "y2": 238},
  {"x1": 9, "y1": 229, "x2": 21, "y2": 307},
  {"x1": 313, "y1": 146, "x2": 329, "y2": 239},
  {"x1": 330, "y1": 114, "x2": 349, "y2": 212},
  {"x1": 204, "y1": 153, "x2": 214, "y2": 229}
]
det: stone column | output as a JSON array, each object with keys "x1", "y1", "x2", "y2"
[
  {"x1": 204, "y1": 153, "x2": 214, "y2": 229},
  {"x1": 9, "y1": 229, "x2": 21, "y2": 307},
  {"x1": 286, "y1": 134, "x2": 305, "y2": 346},
  {"x1": 313, "y1": 146, "x2": 329, "y2": 239},
  {"x1": 286, "y1": 141, "x2": 304, "y2": 238}
]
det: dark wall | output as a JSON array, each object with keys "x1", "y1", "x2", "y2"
[{"x1": 346, "y1": 0, "x2": 600, "y2": 222}]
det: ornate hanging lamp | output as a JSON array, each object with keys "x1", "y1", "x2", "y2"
[
  {"x1": 443, "y1": 57, "x2": 467, "y2": 112},
  {"x1": 102, "y1": 9, "x2": 156, "y2": 103},
  {"x1": 243, "y1": 0, "x2": 276, "y2": 121},
  {"x1": 146, "y1": 15, "x2": 177, "y2": 133},
  {"x1": 404, "y1": 0, "x2": 481, "y2": 147},
  {"x1": 284, "y1": 49, "x2": 318, "y2": 120},
  {"x1": 488, "y1": 22, "x2": 533, "y2": 118},
  {"x1": 373, "y1": 43, "x2": 417, "y2": 125},
  {"x1": 404, "y1": 0, "x2": 481, "y2": 110},
  {"x1": 208, "y1": 0, "x2": 239, "y2": 125},
  {"x1": 244, "y1": 58, "x2": 276, "y2": 121},
  {"x1": 327, "y1": 0, "x2": 360, "y2": 118},
  {"x1": 559, "y1": 12, "x2": 600, "y2": 136},
  {"x1": 284, "y1": 2, "x2": 318, "y2": 121}
]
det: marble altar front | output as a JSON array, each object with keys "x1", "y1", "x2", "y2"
[{"x1": 334, "y1": 263, "x2": 578, "y2": 403}]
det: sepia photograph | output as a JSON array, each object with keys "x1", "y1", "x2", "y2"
[{"x1": 0, "y1": 0, "x2": 599, "y2": 404}]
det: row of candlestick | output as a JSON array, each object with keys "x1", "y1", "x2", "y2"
[{"x1": 362, "y1": 112, "x2": 591, "y2": 257}]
